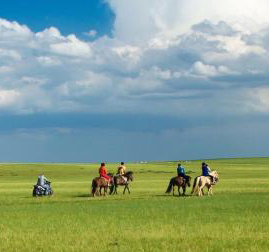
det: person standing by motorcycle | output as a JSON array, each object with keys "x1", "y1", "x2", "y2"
[{"x1": 37, "y1": 174, "x2": 51, "y2": 195}]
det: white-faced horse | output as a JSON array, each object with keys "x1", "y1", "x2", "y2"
[{"x1": 191, "y1": 171, "x2": 219, "y2": 196}]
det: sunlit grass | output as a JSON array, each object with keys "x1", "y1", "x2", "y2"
[{"x1": 0, "y1": 158, "x2": 269, "y2": 251}]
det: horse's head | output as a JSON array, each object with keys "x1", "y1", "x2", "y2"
[
  {"x1": 211, "y1": 171, "x2": 219, "y2": 183},
  {"x1": 125, "y1": 171, "x2": 134, "y2": 181}
]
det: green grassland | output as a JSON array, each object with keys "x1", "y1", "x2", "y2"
[{"x1": 0, "y1": 158, "x2": 269, "y2": 252}]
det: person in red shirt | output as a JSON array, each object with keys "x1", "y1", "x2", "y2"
[{"x1": 99, "y1": 162, "x2": 110, "y2": 181}]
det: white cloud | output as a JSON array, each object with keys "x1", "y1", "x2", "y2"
[
  {"x1": 112, "y1": 45, "x2": 141, "y2": 63},
  {"x1": 36, "y1": 27, "x2": 62, "y2": 40},
  {"x1": 191, "y1": 61, "x2": 235, "y2": 77},
  {"x1": 245, "y1": 88, "x2": 269, "y2": 113},
  {"x1": 57, "y1": 71, "x2": 112, "y2": 98},
  {"x1": 0, "y1": 48, "x2": 22, "y2": 61},
  {"x1": 84, "y1": 30, "x2": 97, "y2": 37},
  {"x1": 21, "y1": 76, "x2": 47, "y2": 86},
  {"x1": 0, "y1": 90, "x2": 21, "y2": 107},
  {"x1": 108, "y1": 0, "x2": 269, "y2": 43},
  {"x1": 0, "y1": 66, "x2": 13, "y2": 73},
  {"x1": 1, "y1": 2, "x2": 269, "y2": 118},
  {"x1": 36, "y1": 56, "x2": 62, "y2": 66},
  {"x1": 0, "y1": 18, "x2": 32, "y2": 38},
  {"x1": 50, "y1": 34, "x2": 92, "y2": 57}
]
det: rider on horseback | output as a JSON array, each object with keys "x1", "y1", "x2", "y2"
[
  {"x1": 202, "y1": 162, "x2": 215, "y2": 184},
  {"x1": 99, "y1": 163, "x2": 112, "y2": 185},
  {"x1": 117, "y1": 162, "x2": 127, "y2": 183},
  {"x1": 177, "y1": 163, "x2": 189, "y2": 181},
  {"x1": 117, "y1": 162, "x2": 126, "y2": 175}
]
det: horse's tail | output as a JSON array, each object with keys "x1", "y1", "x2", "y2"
[
  {"x1": 165, "y1": 178, "x2": 174, "y2": 193},
  {"x1": 92, "y1": 179, "x2": 97, "y2": 196},
  {"x1": 191, "y1": 177, "x2": 199, "y2": 195}
]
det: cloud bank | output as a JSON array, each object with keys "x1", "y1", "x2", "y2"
[{"x1": 1, "y1": 1, "x2": 269, "y2": 161}]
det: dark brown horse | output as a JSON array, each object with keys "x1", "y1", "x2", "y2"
[
  {"x1": 91, "y1": 174, "x2": 113, "y2": 197},
  {"x1": 165, "y1": 176, "x2": 191, "y2": 196},
  {"x1": 110, "y1": 171, "x2": 134, "y2": 195}
]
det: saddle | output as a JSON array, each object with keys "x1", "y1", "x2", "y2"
[
  {"x1": 116, "y1": 174, "x2": 127, "y2": 183},
  {"x1": 177, "y1": 176, "x2": 185, "y2": 184}
]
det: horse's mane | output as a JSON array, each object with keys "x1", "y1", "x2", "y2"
[
  {"x1": 210, "y1": 170, "x2": 219, "y2": 177},
  {"x1": 125, "y1": 171, "x2": 133, "y2": 176}
]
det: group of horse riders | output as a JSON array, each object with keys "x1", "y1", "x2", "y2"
[
  {"x1": 97, "y1": 161, "x2": 218, "y2": 197},
  {"x1": 99, "y1": 161, "x2": 127, "y2": 185},
  {"x1": 177, "y1": 162, "x2": 217, "y2": 184},
  {"x1": 167, "y1": 161, "x2": 219, "y2": 196},
  {"x1": 92, "y1": 162, "x2": 133, "y2": 196},
  {"x1": 35, "y1": 161, "x2": 218, "y2": 197}
]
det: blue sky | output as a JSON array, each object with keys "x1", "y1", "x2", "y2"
[
  {"x1": 1, "y1": 0, "x2": 269, "y2": 162},
  {"x1": 0, "y1": 0, "x2": 114, "y2": 37}
]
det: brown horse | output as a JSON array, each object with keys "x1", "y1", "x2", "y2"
[
  {"x1": 165, "y1": 176, "x2": 191, "y2": 196},
  {"x1": 110, "y1": 171, "x2": 134, "y2": 195},
  {"x1": 91, "y1": 174, "x2": 113, "y2": 197}
]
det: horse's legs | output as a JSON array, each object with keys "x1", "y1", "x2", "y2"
[
  {"x1": 126, "y1": 185, "x2": 130, "y2": 194},
  {"x1": 198, "y1": 186, "x2": 202, "y2": 196},
  {"x1": 182, "y1": 186, "x2": 186, "y2": 196},
  {"x1": 104, "y1": 186, "x2": 108, "y2": 196},
  {"x1": 178, "y1": 186, "x2": 181, "y2": 196},
  {"x1": 113, "y1": 185, "x2": 117, "y2": 195},
  {"x1": 92, "y1": 186, "x2": 95, "y2": 197},
  {"x1": 123, "y1": 185, "x2": 127, "y2": 194},
  {"x1": 208, "y1": 185, "x2": 213, "y2": 196}
]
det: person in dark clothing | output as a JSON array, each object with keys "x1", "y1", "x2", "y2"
[
  {"x1": 177, "y1": 163, "x2": 189, "y2": 180},
  {"x1": 201, "y1": 162, "x2": 215, "y2": 183}
]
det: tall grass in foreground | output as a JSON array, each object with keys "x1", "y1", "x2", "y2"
[{"x1": 0, "y1": 158, "x2": 269, "y2": 251}]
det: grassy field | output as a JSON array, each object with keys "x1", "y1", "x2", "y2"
[{"x1": 0, "y1": 158, "x2": 269, "y2": 252}]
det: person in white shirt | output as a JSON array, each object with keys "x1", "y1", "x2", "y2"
[{"x1": 37, "y1": 174, "x2": 50, "y2": 193}]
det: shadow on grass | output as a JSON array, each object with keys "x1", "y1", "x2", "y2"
[
  {"x1": 154, "y1": 194, "x2": 192, "y2": 198},
  {"x1": 73, "y1": 194, "x2": 127, "y2": 201},
  {"x1": 75, "y1": 194, "x2": 91, "y2": 198}
]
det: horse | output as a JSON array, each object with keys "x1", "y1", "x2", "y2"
[
  {"x1": 91, "y1": 174, "x2": 114, "y2": 197},
  {"x1": 110, "y1": 171, "x2": 134, "y2": 195},
  {"x1": 165, "y1": 176, "x2": 191, "y2": 196},
  {"x1": 191, "y1": 171, "x2": 219, "y2": 196}
]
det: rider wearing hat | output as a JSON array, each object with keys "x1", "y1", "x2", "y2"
[
  {"x1": 177, "y1": 163, "x2": 189, "y2": 180},
  {"x1": 99, "y1": 163, "x2": 111, "y2": 184},
  {"x1": 117, "y1": 162, "x2": 127, "y2": 182},
  {"x1": 117, "y1": 162, "x2": 126, "y2": 176},
  {"x1": 202, "y1": 162, "x2": 215, "y2": 183}
]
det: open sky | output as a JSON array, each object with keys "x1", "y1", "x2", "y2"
[{"x1": 1, "y1": 0, "x2": 269, "y2": 162}]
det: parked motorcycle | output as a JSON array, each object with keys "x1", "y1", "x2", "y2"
[{"x1": 32, "y1": 181, "x2": 53, "y2": 197}]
